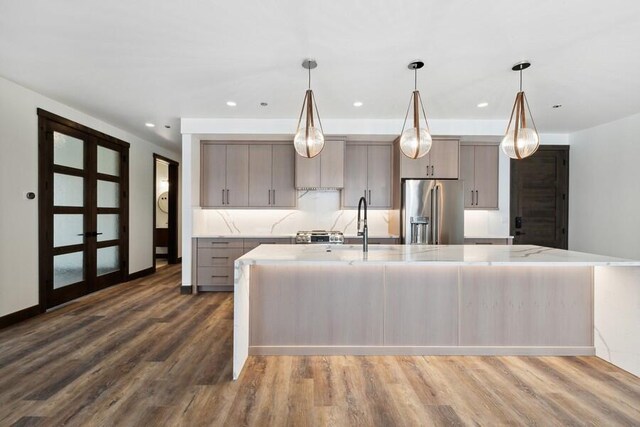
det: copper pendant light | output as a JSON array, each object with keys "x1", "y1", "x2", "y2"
[
  {"x1": 501, "y1": 61, "x2": 540, "y2": 159},
  {"x1": 399, "y1": 61, "x2": 432, "y2": 159},
  {"x1": 294, "y1": 59, "x2": 325, "y2": 158}
]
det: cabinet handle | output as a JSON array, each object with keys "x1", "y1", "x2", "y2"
[
  {"x1": 476, "y1": 190, "x2": 479, "y2": 206},
  {"x1": 426, "y1": 166, "x2": 429, "y2": 176},
  {"x1": 272, "y1": 189, "x2": 276, "y2": 205},
  {"x1": 431, "y1": 165, "x2": 434, "y2": 176},
  {"x1": 226, "y1": 189, "x2": 230, "y2": 205},
  {"x1": 268, "y1": 189, "x2": 271, "y2": 205},
  {"x1": 211, "y1": 256, "x2": 229, "y2": 259},
  {"x1": 211, "y1": 242, "x2": 229, "y2": 245},
  {"x1": 211, "y1": 275, "x2": 229, "y2": 278},
  {"x1": 368, "y1": 190, "x2": 371, "y2": 205},
  {"x1": 471, "y1": 190, "x2": 475, "y2": 205},
  {"x1": 222, "y1": 189, "x2": 225, "y2": 205}
]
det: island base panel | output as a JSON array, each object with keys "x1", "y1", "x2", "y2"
[{"x1": 247, "y1": 264, "x2": 594, "y2": 355}]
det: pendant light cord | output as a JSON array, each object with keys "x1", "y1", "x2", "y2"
[
  {"x1": 308, "y1": 65, "x2": 311, "y2": 89},
  {"x1": 414, "y1": 68, "x2": 417, "y2": 90},
  {"x1": 519, "y1": 69, "x2": 523, "y2": 92}
]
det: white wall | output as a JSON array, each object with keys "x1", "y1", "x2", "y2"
[
  {"x1": 569, "y1": 112, "x2": 640, "y2": 260},
  {"x1": 0, "y1": 76, "x2": 180, "y2": 317}
]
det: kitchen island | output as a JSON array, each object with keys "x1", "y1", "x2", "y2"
[{"x1": 233, "y1": 244, "x2": 640, "y2": 379}]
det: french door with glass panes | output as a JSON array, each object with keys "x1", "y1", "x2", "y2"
[{"x1": 38, "y1": 110, "x2": 129, "y2": 309}]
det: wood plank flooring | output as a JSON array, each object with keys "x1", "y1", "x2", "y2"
[{"x1": 1, "y1": 264, "x2": 639, "y2": 426}]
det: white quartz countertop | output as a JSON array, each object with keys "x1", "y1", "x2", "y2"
[{"x1": 236, "y1": 244, "x2": 640, "y2": 267}]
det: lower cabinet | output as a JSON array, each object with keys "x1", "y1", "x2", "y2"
[{"x1": 195, "y1": 237, "x2": 292, "y2": 291}]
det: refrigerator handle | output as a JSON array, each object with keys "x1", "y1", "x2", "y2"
[
  {"x1": 430, "y1": 188, "x2": 435, "y2": 244},
  {"x1": 434, "y1": 185, "x2": 439, "y2": 244}
]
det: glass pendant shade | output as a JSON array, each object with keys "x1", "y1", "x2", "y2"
[
  {"x1": 501, "y1": 91, "x2": 540, "y2": 159},
  {"x1": 295, "y1": 60, "x2": 325, "y2": 159},
  {"x1": 500, "y1": 127, "x2": 539, "y2": 159},
  {"x1": 400, "y1": 127, "x2": 432, "y2": 159},
  {"x1": 400, "y1": 89, "x2": 432, "y2": 159},
  {"x1": 294, "y1": 126, "x2": 324, "y2": 158}
]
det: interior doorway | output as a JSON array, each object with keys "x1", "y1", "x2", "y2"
[
  {"x1": 510, "y1": 145, "x2": 569, "y2": 249},
  {"x1": 153, "y1": 154, "x2": 179, "y2": 270}
]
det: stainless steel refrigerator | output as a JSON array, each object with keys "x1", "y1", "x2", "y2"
[{"x1": 401, "y1": 179, "x2": 465, "y2": 244}]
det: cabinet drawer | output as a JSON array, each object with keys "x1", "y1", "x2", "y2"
[
  {"x1": 197, "y1": 267, "x2": 234, "y2": 285},
  {"x1": 197, "y1": 248, "x2": 244, "y2": 266},
  {"x1": 244, "y1": 238, "x2": 292, "y2": 252},
  {"x1": 197, "y1": 238, "x2": 244, "y2": 248}
]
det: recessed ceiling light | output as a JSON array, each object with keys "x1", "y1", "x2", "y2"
[
  {"x1": 145, "y1": 123, "x2": 155, "y2": 128},
  {"x1": 477, "y1": 102, "x2": 489, "y2": 108},
  {"x1": 552, "y1": 104, "x2": 562, "y2": 109},
  {"x1": 353, "y1": 101, "x2": 363, "y2": 107},
  {"x1": 226, "y1": 101, "x2": 237, "y2": 107},
  {"x1": 164, "y1": 125, "x2": 171, "y2": 129}
]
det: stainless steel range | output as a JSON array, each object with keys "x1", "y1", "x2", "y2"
[{"x1": 295, "y1": 230, "x2": 344, "y2": 244}]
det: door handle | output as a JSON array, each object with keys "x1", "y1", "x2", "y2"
[
  {"x1": 515, "y1": 231, "x2": 526, "y2": 236},
  {"x1": 77, "y1": 231, "x2": 102, "y2": 237},
  {"x1": 515, "y1": 217, "x2": 523, "y2": 229}
]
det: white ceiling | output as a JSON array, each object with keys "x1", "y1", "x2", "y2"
[{"x1": 1, "y1": 0, "x2": 639, "y2": 149}]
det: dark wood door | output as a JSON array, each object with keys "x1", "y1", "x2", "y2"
[
  {"x1": 510, "y1": 146, "x2": 569, "y2": 249},
  {"x1": 38, "y1": 110, "x2": 129, "y2": 309}
]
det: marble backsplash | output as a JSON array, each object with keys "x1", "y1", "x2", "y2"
[{"x1": 193, "y1": 190, "x2": 398, "y2": 237}]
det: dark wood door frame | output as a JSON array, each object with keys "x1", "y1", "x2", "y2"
[
  {"x1": 153, "y1": 154, "x2": 179, "y2": 270},
  {"x1": 38, "y1": 109, "x2": 130, "y2": 310},
  {"x1": 510, "y1": 145, "x2": 569, "y2": 249}
]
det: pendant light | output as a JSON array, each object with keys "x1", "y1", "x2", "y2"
[
  {"x1": 294, "y1": 59, "x2": 325, "y2": 158},
  {"x1": 399, "y1": 61, "x2": 432, "y2": 159},
  {"x1": 500, "y1": 61, "x2": 540, "y2": 159}
]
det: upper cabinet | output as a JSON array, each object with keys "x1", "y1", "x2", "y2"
[
  {"x1": 295, "y1": 140, "x2": 345, "y2": 189},
  {"x1": 343, "y1": 143, "x2": 392, "y2": 208},
  {"x1": 201, "y1": 144, "x2": 249, "y2": 207},
  {"x1": 460, "y1": 144, "x2": 499, "y2": 209},
  {"x1": 399, "y1": 138, "x2": 459, "y2": 179},
  {"x1": 249, "y1": 144, "x2": 296, "y2": 207},
  {"x1": 201, "y1": 142, "x2": 296, "y2": 208}
]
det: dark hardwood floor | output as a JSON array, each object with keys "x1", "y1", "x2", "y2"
[{"x1": 1, "y1": 264, "x2": 639, "y2": 426}]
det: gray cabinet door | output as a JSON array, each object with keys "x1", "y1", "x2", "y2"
[
  {"x1": 473, "y1": 145, "x2": 499, "y2": 209},
  {"x1": 248, "y1": 145, "x2": 272, "y2": 207},
  {"x1": 460, "y1": 145, "x2": 475, "y2": 208},
  {"x1": 399, "y1": 151, "x2": 430, "y2": 178},
  {"x1": 367, "y1": 145, "x2": 392, "y2": 208},
  {"x1": 225, "y1": 145, "x2": 249, "y2": 207},
  {"x1": 343, "y1": 144, "x2": 368, "y2": 208},
  {"x1": 271, "y1": 144, "x2": 296, "y2": 207},
  {"x1": 430, "y1": 139, "x2": 459, "y2": 178},
  {"x1": 201, "y1": 144, "x2": 227, "y2": 207},
  {"x1": 295, "y1": 153, "x2": 321, "y2": 189},
  {"x1": 320, "y1": 140, "x2": 345, "y2": 188}
]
